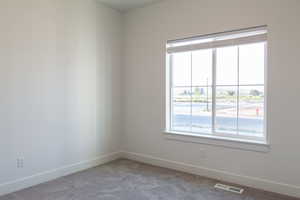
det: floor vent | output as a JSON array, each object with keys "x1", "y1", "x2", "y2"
[{"x1": 214, "y1": 183, "x2": 244, "y2": 194}]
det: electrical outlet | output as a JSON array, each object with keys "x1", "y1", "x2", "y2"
[
  {"x1": 17, "y1": 158, "x2": 24, "y2": 168},
  {"x1": 17, "y1": 159, "x2": 20, "y2": 168}
]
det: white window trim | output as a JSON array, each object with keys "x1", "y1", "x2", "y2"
[
  {"x1": 165, "y1": 26, "x2": 269, "y2": 151},
  {"x1": 163, "y1": 131, "x2": 270, "y2": 153}
]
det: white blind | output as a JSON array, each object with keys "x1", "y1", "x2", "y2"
[{"x1": 167, "y1": 26, "x2": 267, "y2": 54}]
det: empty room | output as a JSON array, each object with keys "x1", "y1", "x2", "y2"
[{"x1": 1, "y1": 0, "x2": 300, "y2": 199}]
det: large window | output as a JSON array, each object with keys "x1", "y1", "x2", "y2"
[{"x1": 166, "y1": 26, "x2": 267, "y2": 143}]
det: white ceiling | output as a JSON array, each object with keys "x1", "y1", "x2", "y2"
[{"x1": 97, "y1": 0, "x2": 162, "y2": 12}]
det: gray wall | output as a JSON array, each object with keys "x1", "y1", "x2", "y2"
[
  {"x1": 123, "y1": 0, "x2": 300, "y2": 196},
  {"x1": 0, "y1": 0, "x2": 122, "y2": 189}
]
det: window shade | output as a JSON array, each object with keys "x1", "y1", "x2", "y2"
[{"x1": 167, "y1": 26, "x2": 267, "y2": 54}]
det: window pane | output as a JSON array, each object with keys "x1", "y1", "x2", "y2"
[
  {"x1": 171, "y1": 87, "x2": 191, "y2": 132},
  {"x1": 192, "y1": 87, "x2": 212, "y2": 133},
  {"x1": 239, "y1": 43, "x2": 265, "y2": 85},
  {"x1": 172, "y1": 52, "x2": 191, "y2": 87},
  {"x1": 192, "y1": 49, "x2": 212, "y2": 86},
  {"x1": 238, "y1": 86, "x2": 264, "y2": 137},
  {"x1": 215, "y1": 86, "x2": 238, "y2": 134},
  {"x1": 216, "y1": 46, "x2": 238, "y2": 86}
]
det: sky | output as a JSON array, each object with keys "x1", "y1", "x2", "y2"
[{"x1": 172, "y1": 42, "x2": 265, "y2": 87}]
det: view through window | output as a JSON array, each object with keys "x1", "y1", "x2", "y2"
[{"x1": 166, "y1": 27, "x2": 267, "y2": 142}]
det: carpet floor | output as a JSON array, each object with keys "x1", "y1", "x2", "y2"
[{"x1": 0, "y1": 159, "x2": 298, "y2": 200}]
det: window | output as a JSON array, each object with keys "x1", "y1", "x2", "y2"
[{"x1": 166, "y1": 26, "x2": 267, "y2": 144}]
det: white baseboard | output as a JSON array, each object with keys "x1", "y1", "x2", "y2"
[
  {"x1": 2, "y1": 151, "x2": 299, "y2": 198},
  {"x1": 0, "y1": 152, "x2": 122, "y2": 197},
  {"x1": 122, "y1": 151, "x2": 300, "y2": 198}
]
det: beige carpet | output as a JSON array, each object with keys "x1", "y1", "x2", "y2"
[{"x1": 1, "y1": 159, "x2": 298, "y2": 200}]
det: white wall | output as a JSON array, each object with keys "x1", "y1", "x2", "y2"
[
  {"x1": 123, "y1": 0, "x2": 300, "y2": 197},
  {"x1": 1, "y1": 0, "x2": 300, "y2": 197},
  {"x1": 0, "y1": 0, "x2": 122, "y2": 193}
]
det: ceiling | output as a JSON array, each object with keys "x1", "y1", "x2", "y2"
[{"x1": 97, "y1": 0, "x2": 162, "y2": 12}]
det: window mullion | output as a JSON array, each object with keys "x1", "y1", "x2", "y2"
[
  {"x1": 237, "y1": 46, "x2": 240, "y2": 135},
  {"x1": 212, "y1": 49, "x2": 217, "y2": 133},
  {"x1": 190, "y1": 52, "x2": 193, "y2": 132}
]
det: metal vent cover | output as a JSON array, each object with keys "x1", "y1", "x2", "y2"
[{"x1": 214, "y1": 183, "x2": 244, "y2": 194}]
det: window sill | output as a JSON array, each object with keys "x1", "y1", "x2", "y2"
[{"x1": 164, "y1": 131, "x2": 270, "y2": 152}]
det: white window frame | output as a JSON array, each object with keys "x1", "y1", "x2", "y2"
[{"x1": 165, "y1": 26, "x2": 269, "y2": 149}]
